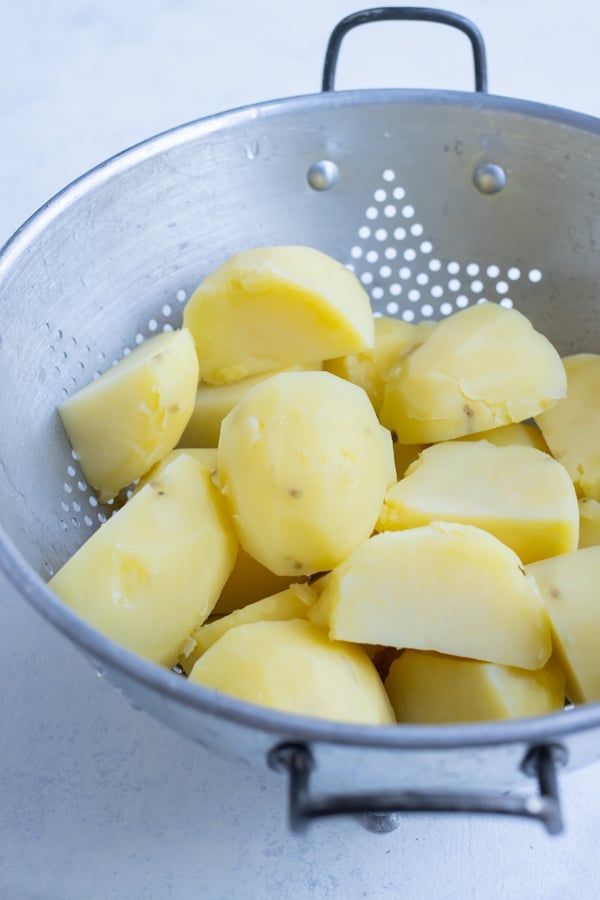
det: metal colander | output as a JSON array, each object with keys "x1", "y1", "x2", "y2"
[{"x1": 1, "y1": 8, "x2": 599, "y2": 834}]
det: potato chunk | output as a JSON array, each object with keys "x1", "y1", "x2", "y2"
[
  {"x1": 535, "y1": 354, "x2": 600, "y2": 501},
  {"x1": 578, "y1": 498, "x2": 600, "y2": 548},
  {"x1": 324, "y1": 317, "x2": 434, "y2": 411},
  {"x1": 377, "y1": 441, "x2": 579, "y2": 564},
  {"x1": 188, "y1": 619, "x2": 395, "y2": 724},
  {"x1": 49, "y1": 454, "x2": 238, "y2": 667},
  {"x1": 321, "y1": 523, "x2": 551, "y2": 670},
  {"x1": 59, "y1": 329, "x2": 199, "y2": 500},
  {"x1": 183, "y1": 246, "x2": 374, "y2": 384},
  {"x1": 379, "y1": 302, "x2": 566, "y2": 443},
  {"x1": 457, "y1": 422, "x2": 549, "y2": 453},
  {"x1": 384, "y1": 651, "x2": 565, "y2": 723},
  {"x1": 218, "y1": 371, "x2": 392, "y2": 575},
  {"x1": 179, "y1": 583, "x2": 317, "y2": 673},
  {"x1": 527, "y1": 547, "x2": 600, "y2": 703}
]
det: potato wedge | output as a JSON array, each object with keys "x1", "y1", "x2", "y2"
[
  {"x1": 184, "y1": 246, "x2": 374, "y2": 384},
  {"x1": 49, "y1": 453, "x2": 238, "y2": 667},
  {"x1": 320, "y1": 523, "x2": 551, "y2": 670},
  {"x1": 535, "y1": 353, "x2": 600, "y2": 501},
  {"x1": 380, "y1": 302, "x2": 566, "y2": 443},
  {"x1": 59, "y1": 328, "x2": 199, "y2": 501},
  {"x1": 377, "y1": 441, "x2": 579, "y2": 564},
  {"x1": 527, "y1": 547, "x2": 600, "y2": 703},
  {"x1": 384, "y1": 650, "x2": 565, "y2": 723},
  {"x1": 188, "y1": 619, "x2": 395, "y2": 724}
]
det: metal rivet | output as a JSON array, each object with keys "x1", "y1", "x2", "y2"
[
  {"x1": 473, "y1": 162, "x2": 507, "y2": 194},
  {"x1": 307, "y1": 159, "x2": 340, "y2": 191},
  {"x1": 361, "y1": 812, "x2": 402, "y2": 833}
]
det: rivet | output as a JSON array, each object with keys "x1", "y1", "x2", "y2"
[
  {"x1": 473, "y1": 162, "x2": 507, "y2": 194},
  {"x1": 307, "y1": 159, "x2": 340, "y2": 191}
]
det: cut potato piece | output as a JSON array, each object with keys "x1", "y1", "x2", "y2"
[
  {"x1": 213, "y1": 545, "x2": 298, "y2": 615},
  {"x1": 527, "y1": 547, "x2": 600, "y2": 703},
  {"x1": 377, "y1": 441, "x2": 579, "y2": 564},
  {"x1": 218, "y1": 371, "x2": 392, "y2": 575},
  {"x1": 380, "y1": 302, "x2": 566, "y2": 443},
  {"x1": 179, "y1": 583, "x2": 317, "y2": 674},
  {"x1": 59, "y1": 328, "x2": 199, "y2": 500},
  {"x1": 188, "y1": 619, "x2": 395, "y2": 724},
  {"x1": 134, "y1": 447, "x2": 218, "y2": 494},
  {"x1": 578, "y1": 498, "x2": 600, "y2": 548},
  {"x1": 535, "y1": 354, "x2": 600, "y2": 501},
  {"x1": 184, "y1": 246, "x2": 374, "y2": 384},
  {"x1": 321, "y1": 523, "x2": 551, "y2": 670},
  {"x1": 324, "y1": 317, "x2": 434, "y2": 412},
  {"x1": 49, "y1": 454, "x2": 238, "y2": 667},
  {"x1": 457, "y1": 422, "x2": 549, "y2": 453},
  {"x1": 179, "y1": 362, "x2": 322, "y2": 449},
  {"x1": 384, "y1": 651, "x2": 565, "y2": 723}
]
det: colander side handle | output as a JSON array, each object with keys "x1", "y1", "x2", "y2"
[
  {"x1": 322, "y1": 7, "x2": 488, "y2": 93},
  {"x1": 269, "y1": 742, "x2": 567, "y2": 835}
]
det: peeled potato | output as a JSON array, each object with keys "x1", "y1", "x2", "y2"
[
  {"x1": 377, "y1": 441, "x2": 579, "y2": 564},
  {"x1": 179, "y1": 583, "x2": 317, "y2": 674},
  {"x1": 384, "y1": 650, "x2": 565, "y2": 723},
  {"x1": 59, "y1": 328, "x2": 199, "y2": 500},
  {"x1": 324, "y1": 317, "x2": 434, "y2": 411},
  {"x1": 134, "y1": 447, "x2": 218, "y2": 494},
  {"x1": 218, "y1": 370, "x2": 392, "y2": 575},
  {"x1": 320, "y1": 523, "x2": 551, "y2": 670},
  {"x1": 184, "y1": 246, "x2": 374, "y2": 384},
  {"x1": 49, "y1": 453, "x2": 238, "y2": 667},
  {"x1": 535, "y1": 353, "x2": 600, "y2": 501},
  {"x1": 578, "y1": 498, "x2": 600, "y2": 548},
  {"x1": 457, "y1": 422, "x2": 549, "y2": 453},
  {"x1": 527, "y1": 547, "x2": 600, "y2": 703},
  {"x1": 380, "y1": 302, "x2": 566, "y2": 444},
  {"x1": 188, "y1": 619, "x2": 395, "y2": 725}
]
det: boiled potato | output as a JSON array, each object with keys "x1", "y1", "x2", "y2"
[
  {"x1": 188, "y1": 619, "x2": 395, "y2": 724},
  {"x1": 578, "y1": 497, "x2": 600, "y2": 548},
  {"x1": 134, "y1": 447, "x2": 218, "y2": 494},
  {"x1": 535, "y1": 354, "x2": 600, "y2": 501},
  {"x1": 380, "y1": 302, "x2": 566, "y2": 443},
  {"x1": 179, "y1": 362, "x2": 322, "y2": 449},
  {"x1": 384, "y1": 651, "x2": 565, "y2": 723},
  {"x1": 324, "y1": 317, "x2": 434, "y2": 412},
  {"x1": 184, "y1": 246, "x2": 374, "y2": 384},
  {"x1": 457, "y1": 422, "x2": 549, "y2": 453},
  {"x1": 59, "y1": 328, "x2": 199, "y2": 501},
  {"x1": 377, "y1": 441, "x2": 579, "y2": 564},
  {"x1": 179, "y1": 583, "x2": 317, "y2": 674},
  {"x1": 320, "y1": 523, "x2": 551, "y2": 670},
  {"x1": 218, "y1": 370, "x2": 393, "y2": 575},
  {"x1": 527, "y1": 547, "x2": 600, "y2": 703},
  {"x1": 49, "y1": 453, "x2": 238, "y2": 667}
]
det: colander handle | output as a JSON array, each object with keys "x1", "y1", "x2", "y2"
[
  {"x1": 269, "y1": 742, "x2": 567, "y2": 834},
  {"x1": 322, "y1": 7, "x2": 488, "y2": 93}
]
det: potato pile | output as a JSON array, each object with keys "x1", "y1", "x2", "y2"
[{"x1": 51, "y1": 245, "x2": 600, "y2": 726}]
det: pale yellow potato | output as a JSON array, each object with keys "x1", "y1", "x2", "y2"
[
  {"x1": 377, "y1": 441, "x2": 579, "y2": 564},
  {"x1": 218, "y1": 371, "x2": 393, "y2": 575},
  {"x1": 134, "y1": 447, "x2": 218, "y2": 494},
  {"x1": 324, "y1": 317, "x2": 434, "y2": 412},
  {"x1": 59, "y1": 328, "x2": 199, "y2": 501},
  {"x1": 49, "y1": 454, "x2": 238, "y2": 667},
  {"x1": 384, "y1": 651, "x2": 565, "y2": 723},
  {"x1": 457, "y1": 422, "x2": 549, "y2": 453},
  {"x1": 578, "y1": 497, "x2": 600, "y2": 548},
  {"x1": 188, "y1": 619, "x2": 395, "y2": 724},
  {"x1": 179, "y1": 583, "x2": 317, "y2": 674},
  {"x1": 380, "y1": 302, "x2": 566, "y2": 444},
  {"x1": 179, "y1": 362, "x2": 322, "y2": 449},
  {"x1": 184, "y1": 246, "x2": 374, "y2": 384},
  {"x1": 321, "y1": 523, "x2": 551, "y2": 670},
  {"x1": 535, "y1": 354, "x2": 600, "y2": 501},
  {"x1": 527, "y1": 547, "x2": 600, "y2": 703}
]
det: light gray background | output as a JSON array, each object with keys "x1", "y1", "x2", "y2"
[{"x1": 1, "y1": 2, "x2": 599, "y2": 898}]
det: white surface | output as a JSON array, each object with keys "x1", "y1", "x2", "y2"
[{"x1": 1, "y1": 2, "x2": 600, "y2": 898}]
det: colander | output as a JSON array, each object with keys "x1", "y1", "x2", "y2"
[{"x1": 1, "y1": 7, "x2": 599, "y2": 835}]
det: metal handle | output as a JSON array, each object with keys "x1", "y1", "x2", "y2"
[
  {"x1": 269, "y1": 742, "x2": 567, "y2": 834},
  {"x1": 322, "y1": 7, "x2": 488, "y2": 93}
]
